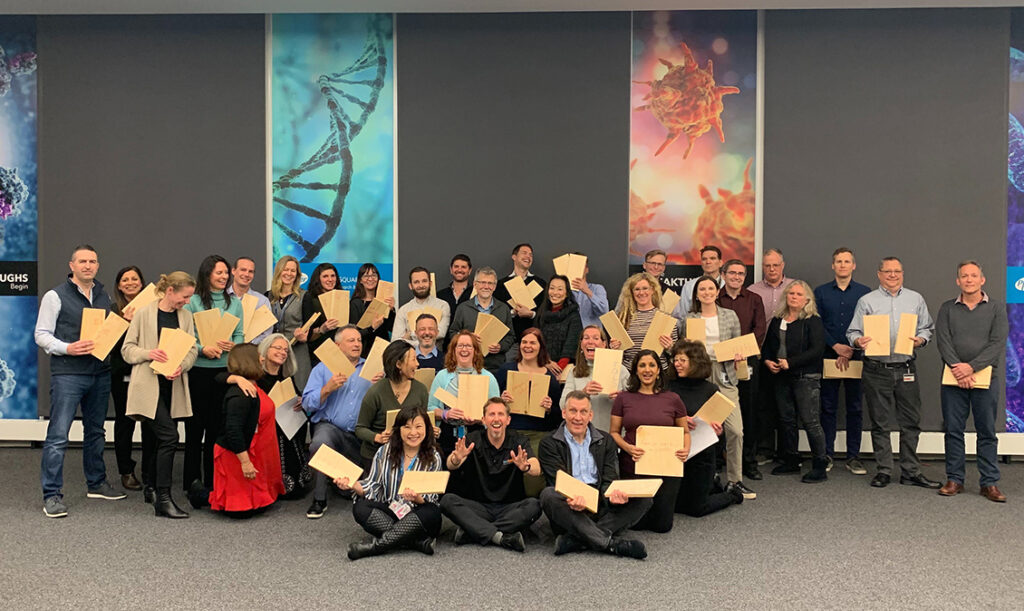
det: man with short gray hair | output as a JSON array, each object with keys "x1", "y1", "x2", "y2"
[
  {"x1": 935, "y1": 260, "x2": 1008, "y2": 502},
  {"x1": 448, "y1": 267, "x2": 515, "y2": 373}
]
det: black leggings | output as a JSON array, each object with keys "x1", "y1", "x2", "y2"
[
  {"x1": 352, "y1": 497, "x2": 442, "y2": 538},
  {"x1": 142, "y1": 398, "x2": 178, "y2": 490},
  {"x1": 184, "y1": 367, "x2": 227, "y2": 490}
]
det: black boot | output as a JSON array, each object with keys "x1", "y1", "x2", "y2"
[
  {"x1": 154, "y1": 488, "x2": 190, "y2": 519},
  {"x1": 771, "y1": 455, "x2": 801, "y2": 475},
  {"x1": 801, "y1": 457, "x2": 828, "y2": 483},
  {"x1": 187, "y1": 479, "x2": 210, "y2": 509},
  {"x1": 348, "y1": 513, "x2": 429, "y2": 561},
  {"x1": 143, "y1": 486, "x2": 156, "y2": 504}
]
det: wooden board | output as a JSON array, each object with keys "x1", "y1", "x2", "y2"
[
  {"x1": 244, "y1": 305, "x2": 278, "y2": 343},
  {"x1": 308, "y1": 445, "x2": 362, "y2": 485},
  {"x1": 399, "y1": 470, "x2": 450, "y2": 495},
  {"x1": 694, "y1": 391, "x2": 736, "y2": 424},
  {"x1": 413, "y1": 367, "x2": 436, "y2": 389},
  {"x1": 376, "y1": 280, "x2": 395, "y2": 302},
  {"x1": 504, "y1": 275, "x2": 536, "y2": 309},
  {"x1": 123, "y1": 283, "x2": 159, "y2": 315},
  {"x1": 89, "y1": 313, "x2": 130, "y2": 361},
  {"x1": 241, "y1": 294, "x2": 258, "y2": 337},
  {"x1": 823, "y1": 359, "x2": 863, "y2": 379},
  {"x1": 291, "y1": 312, "x2": 321, "y2": 345},
  {"x1": 505, "y1": 369, "x2": 533, "y2": 416},
  {"x1": 736, "y1": 359, "x2": 751, "y2": 381},
  {"x1": 641, "y1": 310, "x2": 677, "y2": 352},
  {"x1": 604, "y1": 478, "x2": 663, "y2": 498},
  {"x1": 80, "y1": 308, "x2": 106, "y2": 342},
  {"x1": 149, "y1": 327, "x2": 197, "y2": 377},
  {"x1": 356, "y1": 298, "x2": 390, "y2": 329},
  {"x1": 192, "y1": 308, "x2": 222, "y2": 349},
  {"x1": 359, "y1": 336, "x2": 389, "y2": 381},
  {"x1": 457, "y1": 373, "x2": 489, "y2": 421},
  {"x1": 660, "y1": 289, "x2": 680, "y2": 315},
  {"x1": 592, "y1": 348, "x2": 624, "y2": 393},
  {"x1": 684, "y1": 317, "x2": 706, "y2": 343},
  {"x1": 212, "y1": 312, "x2": 241, "y2": 345},
  {"x1": 893, "y1": 313, "x2": 917, "y2": 356},
  {"x1": 554, "y1": 469, "x2": 598, "y2": 513},
  {"x1": 634, "y1": 425, "x2": 685, "y2": 477},
  {"x1": 863, "y1": 314, "x2": 890, "y2": 357},
  {"x1": 942, "y1": 365, "x2": 992, "y2": 389},
  {"x1": 313, "y1": 339, "x2": 355, "y2": 377},
  {"x1": 599, "y1": 311, "x2": 634, "y2": 350},
  {"x1": 712, "y1": 333, "x2": 760, "y2": 362},
  {"x1": 475, "y1": 313, "x2": 510, "y2": 349}
]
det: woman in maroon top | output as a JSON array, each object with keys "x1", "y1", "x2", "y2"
[{"x1": 609, "y1": 349, "x2": 690, "y2": 533}]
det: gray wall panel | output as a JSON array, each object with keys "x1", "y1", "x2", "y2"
[
  {"x1": 396, "y1": 12, "x2": 631, "y2": 303},
  {"x1": 36, "y1": 15, "x2": 266, "y2": 415},
  {"x1": 763, "y1": 8, "x2": 1010, "y2": 431}
]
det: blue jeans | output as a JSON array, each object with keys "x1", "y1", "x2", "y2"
[
  {"x1": 941, "y1": 385, "x2": 1000, "y2": 486},
  {"x1": 41, "y1": 373, "x2": 112, "y2": 499},
  {"x1": 820, "y1": 378, "x2": 863, "y2": 458}
]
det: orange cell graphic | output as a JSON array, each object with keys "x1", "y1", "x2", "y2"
[
  {"x1": 689, "y1": 158, "x2": 755, "y2": 264},
  {"x1": 633, "y1": 42, "x2": 740, "y2": 159}
]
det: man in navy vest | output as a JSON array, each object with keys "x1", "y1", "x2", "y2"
[{"x1": 35, "y1": 244, "x2": 126, "y2": 518}]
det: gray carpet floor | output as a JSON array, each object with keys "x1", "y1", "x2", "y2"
[{"x1": 1, "y1": 447, "x2": 1021, "y2": 610}]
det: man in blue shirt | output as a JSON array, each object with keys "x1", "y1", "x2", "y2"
[
  {"x1": 569, "y1": 255, "x2": 609, "y2": 329},
  {"x1": 847, "y1": 257, "x2": 939, "y2": 489},
  {"x1": 537, "y1": 392, "x2": 652, "y2": 559},
  {"x1": 226, "y1": 256, "x2": 273, "y2": 345},
  {"x1": 813, "y1": 248, "x2": 871, "y2": 475},
  {"x1": 301, "y1": 324, "x2": 376, "y2": 518}
]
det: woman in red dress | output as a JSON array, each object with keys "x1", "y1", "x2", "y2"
[{"x1": 208, "y1": 344, "x2": 284, "y2": 517}]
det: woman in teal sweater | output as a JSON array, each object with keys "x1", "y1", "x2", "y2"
[{"x1": 183, "y1": 255, "x2": 244, "y2": 493}]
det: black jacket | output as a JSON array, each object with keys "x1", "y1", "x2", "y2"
[
  {"x1": 538, "y1": 422, "x2": 620, "y2": 495},
  {"x1": 763, "y1": 316, "x2": 826, "y2": 376}
]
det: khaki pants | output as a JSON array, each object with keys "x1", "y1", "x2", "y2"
[{"x1": 715, "y1": 383, "x2": 744, "y2": 484}]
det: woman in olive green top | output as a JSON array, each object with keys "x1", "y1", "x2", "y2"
[{"x1": 355, "y1": 341, "x2": 430, "y2": 461}]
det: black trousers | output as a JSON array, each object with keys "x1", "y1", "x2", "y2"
[
  {"x1": 738, "y1": 357, "x2": 759, "y2": 469},
  {"x1": 632, "y1": 477, "x2": 682, "y2": 533},
  {"x1": 539, "y1": 487, "x2": 652, "y2": 550},
  {"x1": 756, "y1": 362, "x2": 779, "y2": 457},
  {"x1": 142, "y1": 397, "x2": 178, "y2": 490},
  {"x1": 439, "y1": 494, "x2": 541, "y2": 543},
  {"x1": 352, "y1": 496, "x2": 442, "y2": 537},
  {"x1": 110, "y1": 372, "x2": 138, "y2": 475},
  {"x1": 184, "y1": 367, "x2": 227, "y2": 490},
  {"x1": 676, "y1": 449, "x2": 735, "y2": 517}
]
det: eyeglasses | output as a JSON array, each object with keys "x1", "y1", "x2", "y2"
[
  {"x1": 475, "y1": 280, "x2": 496, "y2": 287},
  {"x1": 725, "y1": 271, "x2": 745, "y2": 276},
  {"x1": 881, "y1": 269, "x2": 903, "y2": 276},
  {"x1": 645, "y1": 261, "x2": 666, "y2": 269},
  {"x1": 362, "y1": 272, "x2": 379, "y2": 278}
]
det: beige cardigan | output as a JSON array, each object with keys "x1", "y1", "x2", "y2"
[{"x1": 122, "y1": 301, "x2": 199, "y2": 421}]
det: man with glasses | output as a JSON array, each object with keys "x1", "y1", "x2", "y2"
[
  {"x1": 748, "y1": 248, "x2": 797, "y2": 463},
  {"x1": 617, "y1": 249, "x2": 675, "y2": 313},
  {"x1": 676, "y1": 245, "x2": 725, "y2": 316},
  {"x1": 717, "y1": 259, "x2": 766, "y2": 480},
  {"x1": 448, "y1": 267, "x2": 515, "y2": 373},
  {"x1": 847, "y1": 257, "x2": 939, "y2": 489}
]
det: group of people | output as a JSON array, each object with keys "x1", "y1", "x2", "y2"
[{"x1": 33, "y1": 241, "x2": 1008, "y2": 560}]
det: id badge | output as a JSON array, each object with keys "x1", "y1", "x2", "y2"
[
  {"x1": 389, "y1": 500, "x2": 412, "y2": 519},
  {"x1": 903, "y1": 373, "x2": 915, "y2": 383}
]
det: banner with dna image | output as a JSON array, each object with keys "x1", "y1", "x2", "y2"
[
  {"x1": 0, "y1": 16, "x2": 39, "y2": 420},
  {"x1": 271, "y1": 14, "x2": 395, "y2": 289}
]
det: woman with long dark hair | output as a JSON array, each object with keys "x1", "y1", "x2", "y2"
[
  {"x1": 609, "y1": 348, "x2": 689, "y2": 533},
  {"x1": 301, "y1": 262, "x2": 340, "y2": 367},
  {"x1": 184, "y1": 254, "x2": 243, "y2": 493},
  {"x1": 355, "y1": 340, "x2": 431, "y2": 462},
  {"x1": 335, "y1": 405, "x2": 443, "y2": 560},
  {"x1": 534, "y1": 274, "x2": 583, "y2": 377},
  {"x1": 110, "y1": 265, "x2": 146, "y2": 493},
  {"x1": 559, "y1": 324, "x2": 627, "y2": 432},
  {"x1": 350, "y1": 262, "x2": 396, "y2": 357}
]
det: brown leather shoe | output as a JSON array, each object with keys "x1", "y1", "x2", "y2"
[
  {"x1": 121, "y1": 472, "x2": 142, "y2": 491},
  {"x1": 938, "y1": 481, "x2": 963, "y2": 496},
  {"x1": 980, "y1": 485, "x2": 1007, "y2": 503}
]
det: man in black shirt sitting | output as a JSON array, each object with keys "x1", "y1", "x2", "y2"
[{"x1": 440, "y1": 397, "x2": 542, "y2": 552}]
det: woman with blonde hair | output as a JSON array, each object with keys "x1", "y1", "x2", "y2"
[
  {"x1": 267, "y1": 255, "x2": 311, "y2": 389},
  {"x1": 615, "y1": 272, "x2": 677, "y2": 369},
  {"x1": 122, "y1": 271, "x2": 199, "y2": 518},
  {"x1": 763, "y1": 280, "x2": 828, "y2": 483}
]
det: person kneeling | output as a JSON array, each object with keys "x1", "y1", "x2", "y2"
[
  {"x1": 335, "y1": 406, "x2": 443, "y2": 560},
  {"x1": 441, "y1": 397, "x2": 542, "y2": 552},
  {"x1": 538, "y1": 392, "x2": 652, "y2": 560}
]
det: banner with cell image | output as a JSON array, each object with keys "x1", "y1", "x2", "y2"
[
  {"x1": 629, "y1": 11, "x2": 757, "y2": 294},
  {"x1": 0, "y1": 16, "x2": 38, "y2": 420},
  {"x1": 271, "y1": 14, "x2": 395, "y2": 290}
]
